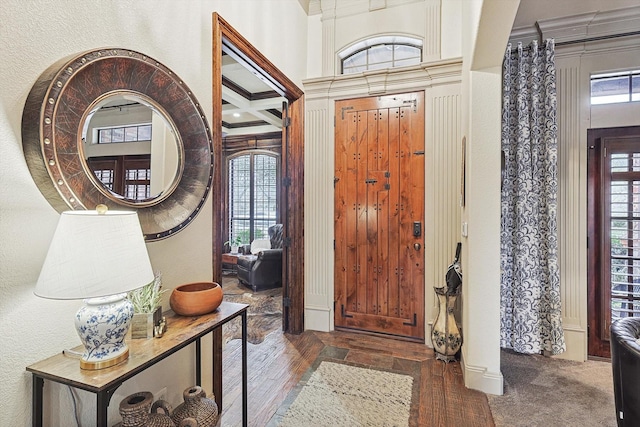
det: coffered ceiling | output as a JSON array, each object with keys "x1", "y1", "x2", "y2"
[{"x1": 221, "y1": 53, "x2": 284, "y2": 137}]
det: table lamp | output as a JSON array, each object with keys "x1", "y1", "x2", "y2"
[{"x1": 35, "y1": 205, "x2": 154, "y2": 370}]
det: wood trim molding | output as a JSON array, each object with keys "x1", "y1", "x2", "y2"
[{"x1": 212, "y1": 12, "x2": 305, "y2": 334}]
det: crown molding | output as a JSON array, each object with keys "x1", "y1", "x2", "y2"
[{"x1": 510, "y1": 5, "x2": 640, "y2": 47}]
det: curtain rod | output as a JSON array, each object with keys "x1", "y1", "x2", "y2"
[
  {"x1": 508, "y1": 30, "x2": 640, "y2": 52},
  {"x1": 555, "y1": 30, "x2": 640, "y2": 47}
]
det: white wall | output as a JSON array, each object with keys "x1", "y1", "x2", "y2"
[
  {"x1": 0, "y1": 1, "x2": 307, "y2": 425},
  {"x1": 303, "y1": 0, "x2": 517, "y2": 396}
]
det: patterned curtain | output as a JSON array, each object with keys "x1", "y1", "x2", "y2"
[{"x1": 500, "y1": 39, "x2": 566, "y2": 355}]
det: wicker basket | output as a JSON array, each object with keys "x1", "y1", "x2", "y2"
[
  {"x1": 113, "y1": 391, "x2": 174, "y2": 427},
  {"x1": 171, "y1": 386, "x2": 219, "y2": 427}
]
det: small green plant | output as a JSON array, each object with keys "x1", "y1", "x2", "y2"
[
  {"x1": 128, "y1": 272, "x2": 166, "y2": 314},
  {"x1": 224, "y1": 236, "x2": 243, "y2": 247}
]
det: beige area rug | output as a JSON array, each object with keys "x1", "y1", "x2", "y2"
[
  {"x1": 221, "y1": 277, "x2": 282, "y2": 345},
  {"x1": 274, "y1": 360, "x2": 414, "y2": 427},
  {"x1": 487, "y1": 349, "x2": 616, "y2": 427}
]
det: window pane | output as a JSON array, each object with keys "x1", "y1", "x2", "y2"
[
  {"x1": 230, "y1": 155, "x2": 251, "y2": 219},
  {"x1": 393, "y1": 45, "x2": 420, "y2": 61},
  {"x1": 343, "y1": 51, "x2": 367, "y2": 69},
  {"x1": 138, "y1": 124, "x2": 152, "y2": 140},
  {"x1": 341, "y1": 42, "x2": 422, "y2": 75},
  {"x1": 99, "y1": 129, "x2": 112, "y2": 143},
  {"x1": 124, "y1": 126, "x2": 137, "y2": 142},
  {"x1": 610, "y1": 179, "x2": 640, "y2": 319},
  {"x1": 93, "y1": 169, "x2": 113, "y2": 190},
  {"x1": 591, "y1": 75, "x2": 630, "y2": 104},
  {"x1": 632, "y1": 75, "x2": 640, "y2": 102},
  {"x1": 112, "y1": 128, "x2": 125, "y2": 142},
  {"x1": 367, "y1": 45, "x2": 393, "y2": 66},
  {"x1": 611, "y1": 153, "x2": 640, "y2": 173},
  {"x1": 228, "y1": 152, "x2": 278, "y2": 244}
]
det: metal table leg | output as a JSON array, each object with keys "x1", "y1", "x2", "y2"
[
  {"x1": 32, "y1": 376, "x2": 43, "y2": 427},
  {"x1": 242, "y1": 309, "x2": 247, "y2": 427}
]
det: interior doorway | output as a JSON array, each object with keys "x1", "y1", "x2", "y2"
[
  {"x1": 587, "y1": 125, "x2": 640, "y2": 358},
  {"x1": 212, "y1": 13, "x2": 304, "y2": 334},
  {"x1": 334, "y1": 92, "x2": 426, "y2": 342}
]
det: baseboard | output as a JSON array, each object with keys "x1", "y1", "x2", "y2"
[
  {"x1": 304, "y1": 305, "x2": 332, "y2": 332},
  {"x1": 460, "y1": 352, "x2": 504, "y2": 396},
  {"x1": 557, "y1": 325, "x2": 587, "y2": 362}
]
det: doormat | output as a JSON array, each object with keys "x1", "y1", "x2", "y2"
[{"x1": 273, "y1": 360, "x2": 414, "y2": 427}]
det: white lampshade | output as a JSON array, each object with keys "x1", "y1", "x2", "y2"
[
  {"x1": 35, "y1": 209, "x2": 154, "y2": 300},
  {"x1": 35, "y1": 208, "x2": 154, "y2": 370}
]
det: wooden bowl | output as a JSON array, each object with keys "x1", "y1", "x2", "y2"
[{"x1": 169, "y1": 282, "x2": 223, "y2": 316}]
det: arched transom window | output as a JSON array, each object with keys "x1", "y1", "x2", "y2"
[{"x1": 339, "y1": 35, "x2": 422, "y2": 75}]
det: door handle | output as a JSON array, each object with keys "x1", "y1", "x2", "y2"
[{"x1": 414, "y1": 243, "x2": 421, "y2": 251}]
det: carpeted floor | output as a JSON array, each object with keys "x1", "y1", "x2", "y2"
[
  {"x1": 487, "y1": 349, "x2": 616, "y2": 427},
  {"x1": 221, "y1": 276, "x2": 282, "y2": 345}
]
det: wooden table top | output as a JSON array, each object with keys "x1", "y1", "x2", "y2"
[
  {"x1": 26, "y1": 301, "x2": 248, "y2": 393},
  {"x1": 222, "y1": 253, "x2": 242, "y2": 264}
]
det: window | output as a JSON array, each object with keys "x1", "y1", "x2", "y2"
[
  {"x1": 87, "y1": 155, "x2": 151, "y2": 201},
  {"x1": 228, "y1": 151, "x2": 279, "y2": 245},
  {"x1": 97, "y1": 124, "x2": 152, "y2": 143},
  {"x1": 339, "y1": 36, "x2": 422, "y2": 75},
  {"x1": 590, "y1": 70, "x2": 640, "y2": 105}
]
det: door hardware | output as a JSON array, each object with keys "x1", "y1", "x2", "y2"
[
  {"x1": 403, "y1": 313, "x2": 418, "y2": 326},
  {"x1": 413, "y1": 221, "x2": 422, "y2": 237},
  {"x1": 341, "y1": 304, "x2": 354, "y2": 318}
]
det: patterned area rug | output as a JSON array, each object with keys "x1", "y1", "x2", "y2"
[
  {"x1": 487, "y1": 349, "x2": 615, "y2": 426},
  {"x1": 221, "y1": 277, "x2": 282, "y2": 345},
  {"x1": 269, "y1": 356, "x2": 415, "y2": 427}
]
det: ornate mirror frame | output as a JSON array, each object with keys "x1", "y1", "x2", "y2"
[{"x1": 22, "y1": 48, "x2": 214, "y2": 241}]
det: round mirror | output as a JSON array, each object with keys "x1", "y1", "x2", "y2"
[
  {"x1": 80, "y1": 92, "x2": 182, "y2": 206},
  {"x1": 22, "y1": 48, "x2": 213, "y2": 241}
]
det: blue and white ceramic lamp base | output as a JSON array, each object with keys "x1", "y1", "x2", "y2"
[{"x1": 75, "y1": 293, "x2": 133, "y2": 370}]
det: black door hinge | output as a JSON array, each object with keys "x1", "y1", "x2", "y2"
[
  {"x1": 283, "y1": 117, "x2": 291, "y2": 127},
  {"x1": 283, "y1": 237, "x2": 292, "y2": 247},
  {"x1": 403, "y1": 313, "x2": 418, "y2": 326},
  {"x1": 282, "y1": 177, "x2": 292, "y2": 187},
  {"x1": 341, "y1": 304, "x2": 354, "y2": 318},
  {"x1": 283, "y1": 297, "x2": 291, "y2": 307}
]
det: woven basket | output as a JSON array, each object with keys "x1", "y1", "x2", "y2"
[
  {"x1": 171, "y1": 386, "x2": 219, "y2": 427},
  {"x1": 113, "y1": 391, "x2": 174, "y2": 427}
]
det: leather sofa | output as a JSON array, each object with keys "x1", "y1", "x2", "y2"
[
  {"x1": 236, "y1": 224, "x2": 283, "y2": 292},
  {"x1": 610, "y1": 317, "x2": 640, "y2": 426}
]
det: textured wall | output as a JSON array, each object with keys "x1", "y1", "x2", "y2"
[{"x1": 0, "y1": 1, "x2": 307, "y2": 425}]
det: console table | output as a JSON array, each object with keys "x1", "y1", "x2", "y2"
[{"x1": 26, "y1": 301, "x2": 248, "y2": 427}]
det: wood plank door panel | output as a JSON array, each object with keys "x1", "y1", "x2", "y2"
[{"x1": 335, "y1": 93, "x2": 425, "y2": 341}]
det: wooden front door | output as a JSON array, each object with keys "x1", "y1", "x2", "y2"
[
  {"x1": 588, "y1": 126, "x2": 640, "y2": 358},
  {"x1": 334, "y1": 92, "x2": 425, "y2": 341}
]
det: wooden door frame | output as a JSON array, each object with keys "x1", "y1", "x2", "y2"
[
  {"x1": 212, "y1": 13, "x2": 305, "y2": 333},
  {"x1": 587, "y1": 125, "x2": 640, "y2": 358}
]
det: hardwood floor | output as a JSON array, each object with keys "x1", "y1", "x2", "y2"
[{"x1": 219, "y1": 327, "x2": 495, "y2": 426}]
